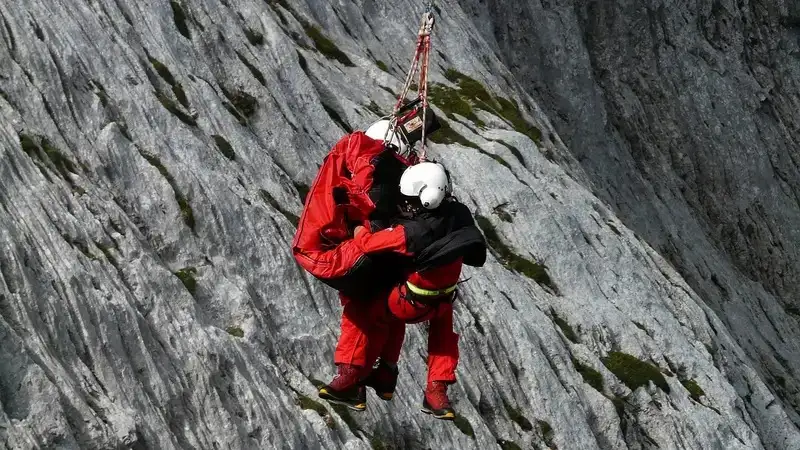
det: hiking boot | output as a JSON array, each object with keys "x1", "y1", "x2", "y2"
[
  {"x1": 363, "y1": 360, "x2": 398, "y2": 401},
  {"x1": 421, "y1": 381, "x2": 455, "y2": 420},
  {"x1": 318, "y1": 364, "x2": 367, "y2": 411}
]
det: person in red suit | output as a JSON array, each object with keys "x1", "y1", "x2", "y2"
[
  {"x1": 291, "y1": 120, "x2": 417, "y2": 299},
  {"x1": 318, "y1": 162, "x2": 487, "y2": 420}
]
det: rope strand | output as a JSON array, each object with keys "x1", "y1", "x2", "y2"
[{"x1": 391, "y1": 4, "x2": 435, "y2": 161}]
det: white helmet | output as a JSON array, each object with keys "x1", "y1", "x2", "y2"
[
  {"x1": 399, "y1": 162, "x2": 449, "y2": 209},
  {"x1": 365, "y1": 119, "x2": 409, "y2": 157}
]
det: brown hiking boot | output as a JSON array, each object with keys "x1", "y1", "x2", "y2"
[
  {"x1": 318, "y1": 364, "x2": 367, "y2": 411},
  {"x1": 421, "y1": 381, "x2": 455, "y2": 420},
  {"x1": 363, "y1": 359, "x2": 398, "y2": 401}
]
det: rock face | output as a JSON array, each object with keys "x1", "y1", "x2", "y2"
[{"x1": 0, "y1": 0, "x2": 798, "y2": 449}]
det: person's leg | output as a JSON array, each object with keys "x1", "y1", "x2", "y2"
[
  {"x1": 426, "y1": 302, "x2": 458, "y2": 384},
  {"x1": 361, "y1": 300, "x2": 395, "y2": 375},
  {"x1": 322, "y1": 294, "x2": 386, "y2": 410},
  {"x1": 381, "y1": 317, "x2": 406, "y2": 364},
  {"x1": 363, "y1": 306, "x2": 405, "y2": 401},
  {"x1": 334, "y1": 295, "x2": 373, "y2": 368},
  {"x1": 421, "y1": 302, "x2": 458, "y2": 420}
]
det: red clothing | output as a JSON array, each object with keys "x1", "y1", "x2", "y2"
[
  {"x1": 292, "y1": 132, "x2": 412, "y2": 281},
  {"x1": 334, "y1": 258, "x2": 463, "y2": 384}
]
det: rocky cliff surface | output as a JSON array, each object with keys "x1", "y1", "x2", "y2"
[{"x1": 1, "y1": 0, "x2": 798, "y2": 449}]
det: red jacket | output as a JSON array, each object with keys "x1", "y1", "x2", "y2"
[{"x1": 292, "y1": 132, "x2": 412, "y2": 282}]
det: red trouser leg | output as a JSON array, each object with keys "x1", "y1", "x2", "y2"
[
  {"x1": 427, "y1": 302, "x2": 459, "y2": 384},
  {"x1": 379, "y1": 318, "x2": 406, "y2": 365},
  {"x1": 334, "y1": 294, "x2": 388, "y2": 370}
]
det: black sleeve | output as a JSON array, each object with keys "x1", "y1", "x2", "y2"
[
  {"x1": 367, "y1": 151, "x2": 407, "y2": 222},
  {"x1": 397, "y1": 211, "x2": 447, "y2": 255}
]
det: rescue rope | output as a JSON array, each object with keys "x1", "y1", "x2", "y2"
[{"x1": 387, "y1": 1, "x2": 436, "y2": 161}]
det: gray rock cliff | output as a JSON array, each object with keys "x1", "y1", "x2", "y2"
[{"x1": 0, "y1": 0, "x2": 798, "y2": 448}]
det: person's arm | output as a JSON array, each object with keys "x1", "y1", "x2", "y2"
[
  {"x1": 353, "y1": 225, "x2": 412, "y2": 256},
  {"x1": 337, "y1": 133, "x2": 385, "y2": 218},
  {"x1": 355, "y1": 209, "x2": 445, "y2": 257}
]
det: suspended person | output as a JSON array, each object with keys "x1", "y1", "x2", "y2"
[
  {"x1": 318, "y1": 162, "x2": 487, "y2": 420},
  {"x1": 291, "y1": 102, "x2": 440, "y2": 301},
  {"x1": 292, "y1": 105, "x2": 444, "y2": 400}
]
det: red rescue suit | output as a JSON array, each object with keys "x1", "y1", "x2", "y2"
[
  {"x1": 333, "y1": 197, "x2": 486, "y2": 384},
  {"x1": 291, "y1": 132, "x2": 415, "y2": 298},
  {"x1": 335, "y1": 257, "x2": 463, "y2": 384}
]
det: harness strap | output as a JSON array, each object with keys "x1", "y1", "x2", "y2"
[
  {"x1": 387, "y1": 4, "x2": 436, "y2": 161},
  {"x1": 405, "y1": 280, "x2": 456, "y2": 297}
]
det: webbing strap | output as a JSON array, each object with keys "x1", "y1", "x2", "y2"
[
  {"x1": 388, "y1": 4, "x2": 436, "y2": 161},
  {"x1": 405, "y1": 280, "x2": 456, "y2": 297}
]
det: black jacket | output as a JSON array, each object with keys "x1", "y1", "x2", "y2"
[{"x1": 398, "y1": 199, "x2": 487, "y2": 272}]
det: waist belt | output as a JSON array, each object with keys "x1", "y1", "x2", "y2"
[
  {"x1": 405, "y1": 281, "x2": 457, "y2": 297},
  {"x1": 403, "y1": 281, "x2": 457, "y2": 305}
]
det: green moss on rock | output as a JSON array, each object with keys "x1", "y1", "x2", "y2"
[
  {"x1": 40, "y1": 137, "x2": 78, "y2": 179},
  {"x1": 495, "y1": 96, "x2": 542, "y2": 143},
  {"x1": 19, "y1": 133, "x2": 39, "y2": 155},
  {"x1": 427, "y1": 119, "x2": 479, "y2": 149},
  {"x1": 139, "y1": 152, "x2": 196, "y2": 229},
  {"x1": 369, "y1": 435, "x2": 390, "y2": 450},
  {"x1": 553, "y1": 312, "x2": 578, "y2": 343},
  {"x1": 602, "y1": 352, "x2": 670, "y2": 394},
  {"x1": 376, "y1": 60, "x2": 389, "y2": 72},
  {"x1": 174, "y1": 267, "x2": 197, "y2": 296},
  {"x1": 303, "y1": 24, "x2": 353, "y2": 67},
  {"x1": 226, "y1": 326, "x2": 244, "y2": 338},
  {"x1": 170, "y1": 1, "x2": 191, "y2": 39},
  {"x1": 573, "y1": 358, "x2": 604, "y2": 392},
  {"x1": 172, "y1": 84, "x2": 189, "y2": 108},
  {"x1": 222, "y1": 88, "x2": 258, "y2": 118},
  {"x1": 212, "y1": 135, "x2": 235, "y2": 161},
  {"x1": 437, "y1": 68, "x2": 542, "y2": 142},
  {"x1": 428, "y1": 83, "x2": 482, "y2": 125},
  {"x1": 297, "y1": 394, "x2": 328, "y2": 418},
  {"x1": 18, "y1": 133, "x2": 83, "y2": 187},
  {"x1": 611, "y1": 395, "x2": 626, "y2": 417},
  {"x1": 681, "y1": 379, "x2": 705, "y2": 401},
  {"x1": 504, "y1": 401, "x2": 533, "y2": 431},
  {"x1": 476, "y1": 215, "x2": 557, "y2": 293},
  {"x1": 448, "y1": 71, "x2": 494, "y2": 106},
  {"x1": 538, "y1": 420, "x2": 555, "y2": 447},
  {"x1": 148, "y1": 57, "x2": 177, "y2": 86},
  {"x1": 156, "y1": 92, "x2": 197, "y2": 127}
]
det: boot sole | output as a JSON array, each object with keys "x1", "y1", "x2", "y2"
[
  {"x1": 369, "y1": 390, "x2": 393, "y2": 401},
  {"x1": 318, "y1": 388, "x2": 367, "y2": 411},
  {"x1": 420, "y1": 407, "x2": 455, "y2": 420}
]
